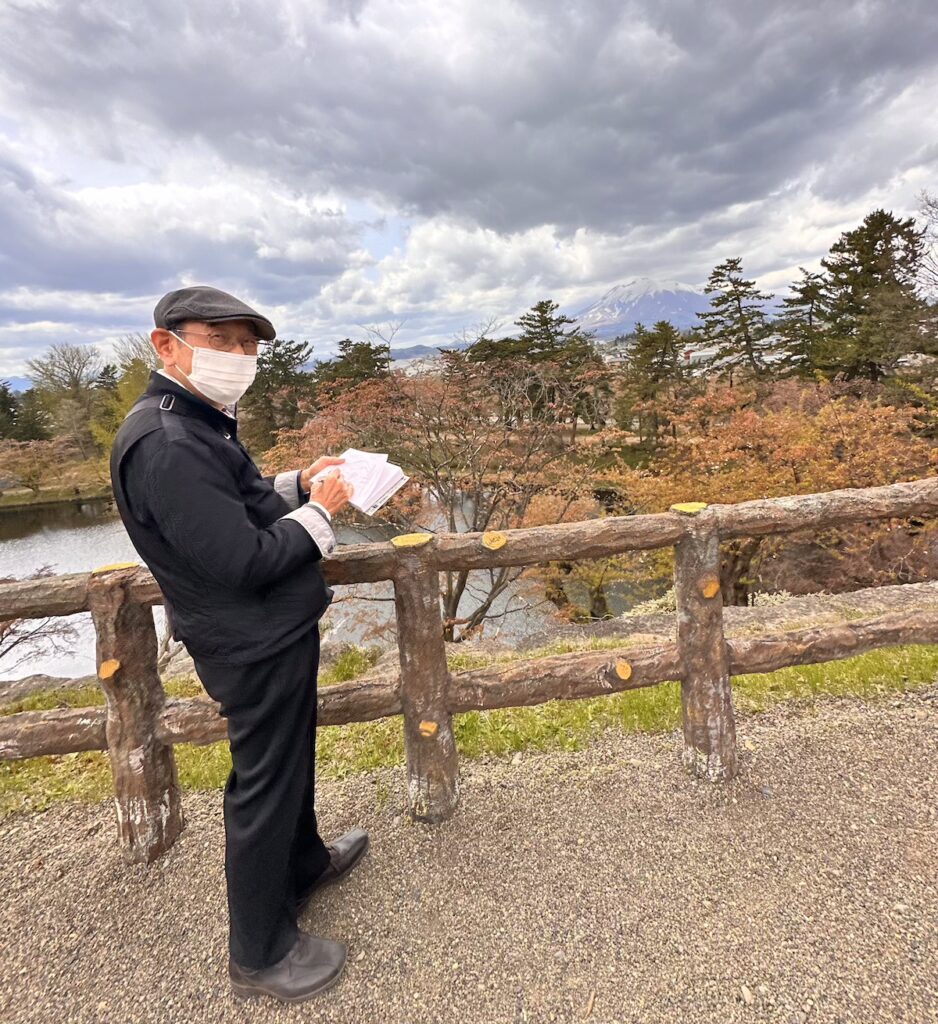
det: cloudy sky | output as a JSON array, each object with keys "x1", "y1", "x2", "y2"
[{"x1": 1, "y1": 0, "x2": 936, "y2": 376}]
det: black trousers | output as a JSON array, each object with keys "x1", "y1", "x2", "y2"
[{"x1": 193, "y1": 623, "x2": 332, "y2": 969}]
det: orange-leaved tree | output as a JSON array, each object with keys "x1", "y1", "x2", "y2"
[
  {"x1": 265, "y1": 353, "x2": 622, "y2": 639},
  {"x1": 604, "y1": 381, "x2": 938, "y2": 603}
]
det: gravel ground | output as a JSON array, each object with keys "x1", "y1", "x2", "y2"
[{"x1": 1, "y1": 690, "x2": 936, "y2": 1024}]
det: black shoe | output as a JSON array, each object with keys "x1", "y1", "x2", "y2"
[
  {"x1": 296, "y1": 827, "x2": 370, "y2": 915},
  {"x1": 229, "y1": 932, "x2": 346, "y2": 1003}
]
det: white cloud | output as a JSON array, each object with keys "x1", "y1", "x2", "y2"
[{"x1": 0, "y1": 0, "x2": 936, "y2": 367}]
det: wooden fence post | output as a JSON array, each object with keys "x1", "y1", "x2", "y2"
[
  {"x1": 391, "y1": 542, "x2": 459, "y2": 822},
  {"x1": 672, "y1": 512, "x2": 738, "y2": 781},
  {"x1": 87, "y1": 572, "x2": 185, "y2": 862}
]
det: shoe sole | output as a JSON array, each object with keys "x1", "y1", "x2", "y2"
[
  {"x1": 297, "y1": 835, "x2": 371, "y2": 915},
  {"x1": 230, "y1": 958, "x2": 347, "y2": 1003}
]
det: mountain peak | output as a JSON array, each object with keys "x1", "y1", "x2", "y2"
[{"x1": 576, "y1": 278, "x2": 709, "y2": 337}]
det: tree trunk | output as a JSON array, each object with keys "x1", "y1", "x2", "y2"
[{"x1": 720, "y1": 537, "x2": 762, "y2": 605}]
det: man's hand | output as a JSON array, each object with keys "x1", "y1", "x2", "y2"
[
  {"x1": 300, "y1": 456, "x2": 345, "y2": 493},
  {"x1": 309, "y1": 469, "x2": 353, "y2": 517}
]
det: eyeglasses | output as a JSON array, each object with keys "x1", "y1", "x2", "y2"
[{"x1": 173, "y1": 329, "x2": 270, "y2": 355}]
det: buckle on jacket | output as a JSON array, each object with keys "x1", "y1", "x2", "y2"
[{"x1": 159, "y1": 394, "x2": 175, "y2": 411}]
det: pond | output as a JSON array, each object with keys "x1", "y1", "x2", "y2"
[{"x1": 0, "y1": 497, "x2": 564, "y2": 682}]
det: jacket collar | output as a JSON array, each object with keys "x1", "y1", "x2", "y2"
[{"x1": 144, "y1": 371, "x2": 239, "y2": 437}]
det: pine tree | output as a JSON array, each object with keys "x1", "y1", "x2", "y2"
[
  {"x1": 515, "y1": 299, "x2": 579, "y2": 356},
  {"x1": 93, "y1": 364, "x2": 120, "y2": 391},
  {"x1": 614, "y1": 321, "x2": 688, "y2": 442},
  {"x1": 239, "y1": 339, "x2": 317, "y2": 453},
  {"x1": 697, "y1": 258, "x2": 773, "y2": 381},
  {"x1": 10, "y1": 389, "x2": 52, "y2": 441},
  {"x1": 314, "y1": 338, "x2": 391, "y2": 392},
  {"x1": 819, "y1": 209, "x2": 927, "y2": 380},
  {"x1": 776, "y1": 269, "x2": 827, "y2": 375},
  {"x1": 468, "y1": 300, "x2": 602, "y2": 429},
  {"x1": 0, "y1": 381, "x2": 16, "y2": 439}
]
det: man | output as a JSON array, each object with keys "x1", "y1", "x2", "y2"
[{"x1": 109, "y1": 285, "x2": 368, "y2": 1003}]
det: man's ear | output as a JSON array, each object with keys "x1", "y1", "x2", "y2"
[{"x1": 151, "y1": 328, "x2": 176, "y2": 366}]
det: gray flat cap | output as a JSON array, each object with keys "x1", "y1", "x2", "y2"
[{"x1": 154, "y1": 285, "x2": 276, "y2": 341}]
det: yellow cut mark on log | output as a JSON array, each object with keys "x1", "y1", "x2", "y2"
[
  {"x1": 699, "y1": 577, "x2": 721, "y2": 599},
  {"x1": 481, "y1": 531, "x2": 507, "y2": 550},
  {"x1": 418, "y1": 720, "x2": 438, "y2": 737},
  {"x1": 390, "y1": 533, "x2": 434, "y2": 548},
  {"x1": 669, "y1": 502, "x2": 709, "y2": 515},
  {"x1": 614, "y1": 659, "x2": 633, "y2": 681},
  {"x1": 91, "y1": 562, "x2": 138, "y2": 574},
  {"x1": 99, "y1": 659, "x2": 121, "y2": 680}
]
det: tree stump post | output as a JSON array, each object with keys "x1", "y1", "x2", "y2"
[
  {"x1": 391, "y1": 546, "x2": 459, "y2": 822},
  {"x1": 87, "y1": 572, "x2": 185, "y2": 862},
  {"x1": 673, "y1": 513, "x2": 738, "y2": 781}
]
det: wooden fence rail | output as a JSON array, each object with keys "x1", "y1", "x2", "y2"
[{"x1": 2, "y1": 475, "x2": 938, "y2": 864}]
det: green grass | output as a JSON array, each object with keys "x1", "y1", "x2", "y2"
[{"x1": 2, "y1": 643, "x2": 936, "y2": 817}]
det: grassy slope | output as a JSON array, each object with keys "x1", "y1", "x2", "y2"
[{"x1": 2, "y1": 641, "x2": 936, "y2": 816}]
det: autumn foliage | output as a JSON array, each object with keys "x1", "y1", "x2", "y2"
[
  {"x1": 264, "y1": 353, "x2": 617, "y2": 637},
  {"x1": 606, "y1": 381, "x2": 938, "y2": 602}
]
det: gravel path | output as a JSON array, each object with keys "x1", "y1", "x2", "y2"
[{"x1": 1, "y1": 690, "x2": 936, "y2": 1024}]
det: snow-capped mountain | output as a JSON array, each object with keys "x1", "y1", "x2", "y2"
[{"x1": 575, "y1": 278, "x2": 710, "y2": 338}]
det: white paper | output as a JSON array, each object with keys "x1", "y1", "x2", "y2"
[{"x1": 310, "y1": 448, "x2": 409, "y2": 515}]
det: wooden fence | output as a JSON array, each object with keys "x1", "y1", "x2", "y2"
[{"x1": 2, "y1": 476, "x2": 938, "y2": 865}]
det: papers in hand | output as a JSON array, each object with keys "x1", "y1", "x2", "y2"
[{"x1": 310, "y1": 448, "x2": 409, "y2": 516}]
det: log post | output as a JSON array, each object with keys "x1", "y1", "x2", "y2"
[
  {"x1": 391, "y1": 541, "x2": 459, "y2": 822},
  {"x1": 87, "y1": 572, "x2": 184, "y2": 863},
  {"x1": 672, "y1": 511, "x2": 738, "y2": 781}
]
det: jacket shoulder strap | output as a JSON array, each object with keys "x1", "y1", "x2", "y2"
[{"x1": 123, "y1": 393, "x2": 179, "y2": 420}]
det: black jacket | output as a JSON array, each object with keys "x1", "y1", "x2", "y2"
[{"x1": 110, "y1": 371, "x2": 335, "y2": 665}]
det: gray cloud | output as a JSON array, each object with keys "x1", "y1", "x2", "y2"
[
  {"x1": 2, "y1": 0, "x2": 934, "y2": 235},
  {"x1": 0, "y1": 141, "x2": 366, "y2": 308},
  {"x1": 0, "y1": 0, "x2": 936, "y2": 372}
]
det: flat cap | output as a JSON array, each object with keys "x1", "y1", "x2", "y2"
[{"x1": 154, "y1": 285, "x2": 276, "y2": 341}]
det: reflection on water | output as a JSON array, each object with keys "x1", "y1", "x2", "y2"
[
  {"x1": 1, "y1": 498, "x2": 163, "y2": 681},
  {"x1": 0, "y1": 498, "x2": 117, "y2": 544},
  {"x1": 0, "y1": 498, "x2": 558, "y2": 682}
]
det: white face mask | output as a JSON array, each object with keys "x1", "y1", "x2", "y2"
[{"x1": 169, "y1": 330, "x2": 258, "y2": 407}]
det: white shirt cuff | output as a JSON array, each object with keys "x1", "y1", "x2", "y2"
[
  {"x1": 281, "y1": 504, "x2": 337, "y2": 557},
  {"x1": 273, "y1": 470, "x2": 303, "y2": 511},
  {"x1": 309, "y1": 500, "x2": 332, "y2": 523}
]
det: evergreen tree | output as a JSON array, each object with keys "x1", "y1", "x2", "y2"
[
  {"x1": 93, "y1": 363, "x2": 120, "y2": 391},
  {"x1": 313, "y1": 338, "x2": 391, "y2": 392},
  {"x1": 614, "y1": 321, "x2": 688, "y2": 442},
  {"x1": 697, "y1": 257, "x2": 773, "y2": 381},
  {"x1": 919, "y1": 189, "x2": 938, "y2": 296},
  {"x1": 10, "y1": 388, "x2": 52, "y2": 441},
  {"x1": 515, "y1": 299, "x2": 580, "y2": 356},
  {"x1": 0, "y1": 381, "x2": 16, "y2": 439},
  {"x1": 239, "y1": 338, "x2": 317, "y2": 453},
  {"x1": 819, "y1": 209, "x2": 927, "y2": 380},
  {"x1": 776, "y1": 269, "x2": 827, "y2": 376},
  {"x1": 468, "y1": 299, "x2": 586, "y2": 364},
  {"x1": 468, "y1": 299, "x2": 603, "y2": 428}
]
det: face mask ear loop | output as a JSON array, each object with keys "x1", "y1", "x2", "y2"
[{"x1": 167, "y1": 330, "x2": 197, "y2": 387}]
